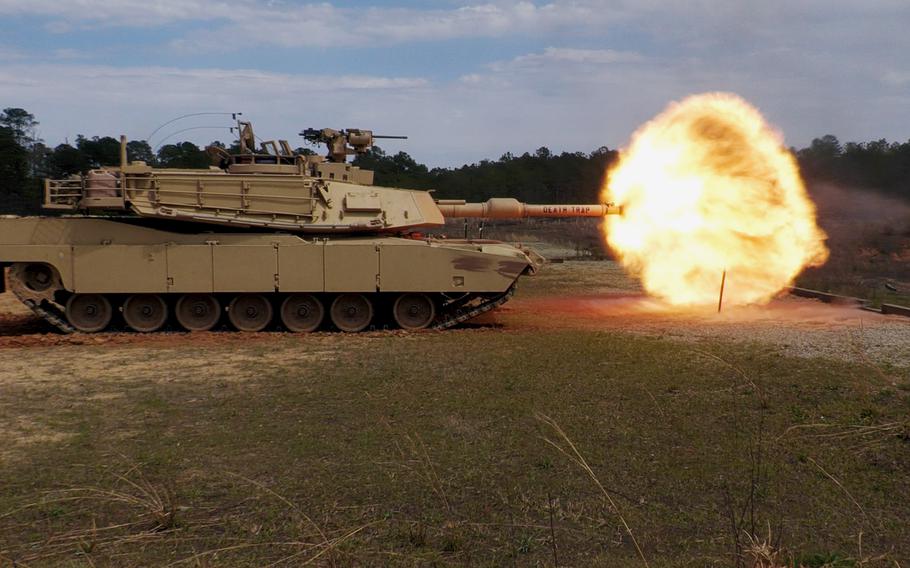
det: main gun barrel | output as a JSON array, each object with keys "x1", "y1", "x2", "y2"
[{"x1": 436, "y1": 198, "x2": 621, "y2": 219}]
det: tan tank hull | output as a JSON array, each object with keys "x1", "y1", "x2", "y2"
[{"x1": 0, "y1": 217, "x2": 539, "y2": 333}]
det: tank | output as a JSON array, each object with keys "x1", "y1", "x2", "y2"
[{"x1": 0, "y1": 121, "x2": 620, "y2": 333}]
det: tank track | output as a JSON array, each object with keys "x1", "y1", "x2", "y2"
[
  {"x1": 19, "y1": 298, "x2": 75, "y2": 334},
  {"x1": 6, "y1": 262, "x2": 514, "y2": 333},
  {"x1": 7, "y1": 266, "x2": 75, "y2": 334},
  {"x1": 433, "y1": 285, "x2": 515, "y2": 330}
]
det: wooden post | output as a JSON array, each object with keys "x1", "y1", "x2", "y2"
[{"x1": 717, "y1": 269, "x2": 727, "y2": 313}]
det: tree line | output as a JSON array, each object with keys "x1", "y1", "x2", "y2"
[{"x1": 2, "y1": 107, "x2": 909, "y2": 214}]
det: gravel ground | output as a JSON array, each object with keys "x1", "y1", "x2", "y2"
[{"x1": 511, "y1": 261, "x2": 910, "y2": 369}]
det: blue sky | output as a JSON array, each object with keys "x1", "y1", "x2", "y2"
[{"x1": 1, "y1": 1, "x2": 908, "y2": 166}]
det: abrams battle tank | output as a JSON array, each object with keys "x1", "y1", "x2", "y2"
[{"x1": 0, "y1": 121, "x2": 619, "y2": 333}]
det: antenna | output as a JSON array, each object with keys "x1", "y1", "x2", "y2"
[
  {"x1": 153, "y1": 126, "x2": 234, "y2": 152},
  {"x1": 147, "y1": 112, "x2": 242, "y2": 145}
]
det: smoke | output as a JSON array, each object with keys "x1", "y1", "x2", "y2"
[
  {"x1": 809, "y1": 182, "x2": 910, "y2": 225},
  {"x1": 808, "y1": 182, "x2": 910, "y2": 254},
  {"x1": 801, "y1": 182, "x2": 910, "y2": 287}
]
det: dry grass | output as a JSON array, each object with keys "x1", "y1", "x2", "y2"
[
  {"x1": 0, "y1": 465, "x2": 184, "y2": 565},
  {"x1": 1, "y1": 261, "x2": 909, "y2": 566},
  {"x1": 537, "y1": 413, "x2": 650, "y2": 567}
]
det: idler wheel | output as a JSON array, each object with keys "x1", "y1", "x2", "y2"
[
  {"x1": 330, "y1": 293, "x2": 373, "y2": 332},
  {"x1": 228, "y1": 294, "x2": 273, "y2": 332},
  {"x1": 280, "y1": 294, "x2": 324, "y2": 332},
  {"x1": 123, "y1": 294, "x2": 168, "y2": 332},
  {"x1": 22, "y1": 263, "x2": 55, "y2": 292},
  {"x1": 66, "y1": 294, "x2": 112, "y2": 333},
  {"x1": 175, "y1": 294, "x2": 221, "y2": 332},
  {"x1": 393, "y1": 293, "x2": 436, "y2": 330}
]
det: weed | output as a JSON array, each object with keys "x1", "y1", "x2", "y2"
[{"x1": 537, "y1": 413, "x2": 650, "y2": 567}]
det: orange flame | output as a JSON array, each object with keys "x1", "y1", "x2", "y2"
[{"x1": 602, "y1": 92, "x2": 829, "y2": 306}]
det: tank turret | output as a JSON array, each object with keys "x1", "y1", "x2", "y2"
[
  {"x1": 44, "y1": 123, "x2": 618, "y2": 233},
  {"x1": 5, "y1": 121, "x2": 620, "y2": 334}
]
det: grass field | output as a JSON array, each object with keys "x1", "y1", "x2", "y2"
[{"x1": 1, "y1": 262, "x2": 908, "y2": 567}]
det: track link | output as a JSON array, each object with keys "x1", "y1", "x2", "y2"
[
  {"x1": 433, "y1": 285, "x2": 516, "y2": 330},
  {"x1": 7, "y1": 265, "x2": 75, "y2": 334},
  {"x1": 19, "y1": 298, "x2": 75, "y2": 334}
]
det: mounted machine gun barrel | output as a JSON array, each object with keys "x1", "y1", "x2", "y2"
[{"x1": 300, "y1": 127, "x2": 407, "y2": 162}]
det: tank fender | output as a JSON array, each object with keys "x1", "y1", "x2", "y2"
[{"x1": 0, "y1": 247, "x2": 74, "y2": 290}]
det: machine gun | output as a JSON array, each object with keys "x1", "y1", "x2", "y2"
[{"x1": 300, "y1": 128, "x2": 407, "y2": 163}]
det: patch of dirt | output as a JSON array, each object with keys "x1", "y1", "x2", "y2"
[
  {"x1": 0, "y1": 292, "x2": 48, "y2": 337},
  {"x1": 0, "y1": 341, "x2": 348, "y2": 388},
  {"x1": 0, "y1": 416, "x2": 77, "y2": 465},
  {"x1": 0, "y1": 333, "x2": 352, "y2": 462}
]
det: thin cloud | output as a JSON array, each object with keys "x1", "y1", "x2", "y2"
[
  {"x1": 0, "y1": 45, "x2": 28, "y2": 60},
  {"x1": 506, "y1": 47, "x2": 643, "y2": 68},
  {"x1": 0, "y1": 1, "x2": 620, "y2": 49},
  {"x1": 0, "y1": 0, "x2": 233, "y2": 27},
  {"x1": 0, "y1": 63, "x2": 429, "y2": 152},
  {"x1": 882, "y1": 71, "x2": 910, "y2": 87},
  {"x1": 173, "y1": 2, "x2": 613, "y2": 51}
]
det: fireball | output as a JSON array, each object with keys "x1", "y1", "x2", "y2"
[{"x1": 603, "y1": 92, "x2": 829, "y2": 306}]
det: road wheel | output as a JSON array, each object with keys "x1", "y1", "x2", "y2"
[
  {"x1": 175, "y1": 294, "x2": 221, "y2": 331},
  {"x1": 393, "y1": 293, "x2": 436, "y2": 330},
  {"x1": 280, "y1": 294, "x2": 324, "y2": 332},
  {"x1": 123, "y1": 294, "x2": 168, "y2": 332},
  {"x1": 228, "y1": 294, "x2": 273, "y2": 332},
  {"x1": 330, "y1": 293, "x2": 373, "y2": 332},
  {"x1": 66, "y1": 294, "x2": 112, "y2": 333}
]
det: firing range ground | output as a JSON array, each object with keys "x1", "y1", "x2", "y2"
[
  {"x1": 0, "y1": 261, "x2": 907, "y2": 367},
  {"x1": 503, "y1": 293, "x2": 909, "y2": 367}
]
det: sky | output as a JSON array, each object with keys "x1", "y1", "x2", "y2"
[{"x1": 0, "y1": 0, "x2": 908, "y2": 166}]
